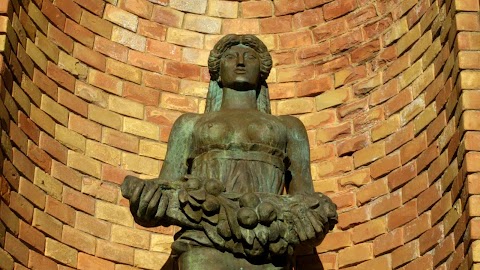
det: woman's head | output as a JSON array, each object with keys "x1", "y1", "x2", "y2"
[
  {"x1": 208, "y1": 35, "x2": 273, "y2": 82},
  {"x1": 205, "y1": 34, "x2": 273, "y2": 114}
]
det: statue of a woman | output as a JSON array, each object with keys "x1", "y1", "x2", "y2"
[{"x1": 121, "y1": 34, "x2": 337, "y2": 270}]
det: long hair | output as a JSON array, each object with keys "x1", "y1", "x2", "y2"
[{"x1": 205, "y1": 35, "x2": 273, "y2": 114}]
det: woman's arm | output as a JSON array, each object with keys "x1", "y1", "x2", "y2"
[
  {"x1": 157, "y1": 113, "x2": 199, "y2": 181},
  {"x1": 280, "y1": 115, "x2": 315, "y2": 195}
]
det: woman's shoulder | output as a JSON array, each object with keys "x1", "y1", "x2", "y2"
[{"x1": 277, "y1": 115, "x2": 307, "y2": 130}]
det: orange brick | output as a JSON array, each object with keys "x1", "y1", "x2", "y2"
[
  {"x1": 68, "y1": 114, "x2": 102, "y2": 141},
  {"x1": 293, "y1": 8, "x2": 324, "y2": 29},
  {"x1": 278, "y1": 30, "x2": 312, "y2": 49},
  {"x1": 78, "y1": 252, "x2": 114, "y2": 270},
  {"x1": 316, "y1": 55, "x2": 350, "y2": 74},
  {"x1": 27, "y1": 141, "x2": 52, "y2": 173},
  {"x1": 127, "y1": 50, "x2": 163, "y2": 73},
  {"x1": 259, "y1": 15, "x2": 292, "y2": 34},
  {"x1": 387, "y1": 200, "x2": 418, "y2": 230},
  {"x1": 392, "y1": 239, "x2": 419, "y2": 268},
  {"x1": 277, "y1": 65, "x2": 315, "y2": 83},
  {"x1": 120, "y1": 0, "x2": 153, "y2": 19},
  {"x1": 19, "y1": 220, "x2": 45, "y2": 253},
  {"x1": 338, "y1": 243, "x2": 373, "y2": 268},
  {"x1": 337, "y1": 206, "x2": 369, "y2": 229},
  {"x1": 19, "y1": 177, "x2": 46, "y2": 209},
  {"x1": 42, "y1": 0, "x2": 66, "y2": 29},
  {"x1": 88, "y1": 69, "x2": 122, "y2": 95},
  {"x1": 387, "y1": 161, "x2": 417, "y2": 190},
  {"x1": 9, "y1": 191, "x2": 34, "y2": 223},
  {"x1": 29, "y1": 249, "x2": 57, "y2": 270},
  {"x1": 402, "y1": 172, "x2": 429, "y2": 203},
  {"x1": 352, "y1": 217, "x2": 386, "y2": 243},
  {"x1": 48, "y1": 23, "x2": 74, "y2": 53},
  {"x1": 330, "y1": 28, "x2": 363, "y2": 54},
  {"x1": 144, "y1": 71, "x2": 179, "y2": 93},
  {"x1": 370, "y1": 152, "x2": 401, "y2": 179},
  {"x1": 273, "y1": 0, "x2": 304, "y2": 16},
  {"x1": 241, "y1": 1, "x2": 273, "y2": 18},
  {"x1": 73, "y1": 43, "x2": 106, "y2": 71},
  {"x1": 55, "y1": 0, "x2": 82, "y2": 22},
  {"x1": 385, "y1": 123, "x2": 414, "y2": 153},
  {"x1": 371, "y1": 192, "x2": 402, "y2": 218},
  {"x1": 316, "y1": 231, "x2": 352, "y2": 252},
  {"x1": 419, "y1": 224, "x2": 443, "y2": 254},
  {"x1": 151, "y1": 5, "x2": 183, "y2": 28},
  {"x1": 94, "y1": 36, "x2": 128, "y2": 62},
  {"x1": 47, "y1": 62, "x2": 75, "y2": 92},
  {"x1": 64, "y1": 19, "x2": 95, "y2": 48},
  {"x1": 33, "y1": 69, "x2": 58, "y2": 100},
  {"x1": 5, "y1": 232, "x2": 29, "y2": 266},
  {"x1": 373, "y1": 228, "x2": 404, "y2": 256},
  {"x1": 312, "y1": 18, "x2": 347, "y2": 42},
  {"x1": 165, "y1": 61, "x2": 200, "y2": 80},
  {"x1": 137, "y1": 19, "x2": 166, "y2": 41},
  {"x1": 403, "y1": 253, "x2": 433, "y2": 270},
  {"x1": 323, "y1": 0, "x2": 357, "y2": 20}
]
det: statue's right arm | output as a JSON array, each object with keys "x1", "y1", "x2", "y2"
[
  {"x1": 125, "y1": 113, "x2": 199, "y2": 226},
  {"x1": 157, "y1": 113, "x2": 199, "y2": 181}
]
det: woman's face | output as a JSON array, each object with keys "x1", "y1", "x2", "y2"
[{"x1": 219, "y1": 44, "x2": 261, "y2": 90}]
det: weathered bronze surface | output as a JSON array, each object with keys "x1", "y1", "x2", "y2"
[{"x1": 121, "y1": 34, "x2": 337, "y2": 270}]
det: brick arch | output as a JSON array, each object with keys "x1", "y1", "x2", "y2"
[{"x1": 0, "y1": 0, "x2": 479, "y2": 269}]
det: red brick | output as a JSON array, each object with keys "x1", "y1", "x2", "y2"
[
  {"x1": 74, "y1": 0, "x2": 105, "y2": 16},
  {"x1": 351, "y1": 39, "x2": 381, "y2": 63},
  {"x1": 13, "y1": 148, "x2": 35, "y2": 182},
  {"x1": 373, "y1": 228, "x2": 404, "y2": 256},
  {"x1": 120, "y1": 0, "x2": 153, "y2": 19},
  {"x1": 55, "y1": 0, "x2": 82, "y2": 22},
  {"x1": 10, "y1": 123, "x2": 28, "y2": 154},
  {"x1": 304, "y1": 0, "x2": 333, "y2": 8},
  {"x1": 241, "y1": 1, "x2": 273, "y2": 18},
  {"x1": 27, "y1": 141, "x2": 52, "y2": 173},
  {"x1": 430, "y1": 192, "x2": 452, "y2": 225},
  {"x1": 88, "y1": 69, "x2": 122, "y2": 95},
  {"x1": 127, "y1": 50, "x2": 164, "y2": 73},
  {"x1": 46, "y1": 196, "x2": 76, "y2": 226},
  {"x1": 33, "y1": 69, "x2": 58, "y2": 100},
  {"x1": 5, "y1": 232, "x2": 29, "y2": 266},
  {"x1": 330, "y1": 191, "x2": 355, "y2": 210},
  {"x1": 338, "y1": 243, "x2": 373, "y2": 268},
  {"x1": 28, "y1": 250, "x2": 57, "y2": 270},
  {"x1": 336, "y1": 134, "x2": 369, "y2": 157},
  {"x1": 42, "y1": 0, "x2": 66, "y2": 29},
  {"x1": 164, "y1": 61, "x2": 200, "y2": 80},
  {"x1": 63, "y1": 186, "x2": 95, "y2": 215},
  {"x1": 102, "y1": 128, "x2": 139, "y2": 153},
  {"x1": 19, "y1": 220, "x2": 45, "y2": 252},
  {"x1": 419, "y1": 224, "x2": 443, "y2": 254},
  {"x1": 144, "y1": 72, "x2": 179, "y2": 93},
  {"x1": 94, "y1": 36, "x2": 128, "y2": 62},
  {"x1": 259, "y1": 16, "x2": 292, "y2": 34},
  {"x1": 48, "y1": 24, "x2": 74, "y2": 53},
  {"x1": 137, "y1": 19, "x2": 167, "y2": 41},
  {"x1": 330, "y1": 28, "x2": 364, "y2": 54},
  {"x1": 47, "y1": 62, "x2": 75, "y2": 92},
  {"x1": 324, "y1": 0, "x2": 357, "y2": 20},
  {"x1": 19, "y1": 177, "x2": 46, "y2": 209},
  {"x1": 145, "y1": 107, "x2": 181, "y2": 127},
  {"x1": 68, "y1": 114, "x2": 101, "y2": 141},
  {"x1": 9, "y1": 191, "x2": 34, "y2": 223},
  {"x1": 73, "y1": 43, "x2": 106, "y2": 71},
  {"x1": 273, "y1": 0, "x2": 304, "y2": 16},
  {"x1": 296, "y1": 42, "x2": 330, "y2": 63},
  {"x1": 64, "y1": 19, "x2": 95, "y2": 48},
  {"x1": 101, "y1": 164, "x2": 130, "y2": 185},
  {"x1": 58, "y1": 89, "x2": 87, "y2": 117},
  {"x1": 428, "y1": 152, "x2": 448, "y2": 183},
  {"x1": 123, "y1": 82, "x2": 160, "y2": 107},
  {"x1": 293, "y1": 8, "x2": 324, "y2": 29},
  {"x1": 62, "y1": 226, "x2": 96, "y2": 255},
  {"x1": 315, "y1": 56, "x2": 350, "y2": 74},
  {"x1": 51, "y1": 160, "x2": 82, "y2": 191},
  {"x1": 416, "y1": 141, "x2": 440, "y2": 173},
  {"x1": 146, "y1": 39, "x2": 182, "y2": 61},
  {"x1": 151, "y1": 5, "x2": 183, "y2": 28},
  {"x1": 278, "y1": 30, "x2": 312, "y2": 49}
]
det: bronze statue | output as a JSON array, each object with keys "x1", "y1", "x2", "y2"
[{"x1": 121, "y1": 34, "x2": 337, "y2": 270}]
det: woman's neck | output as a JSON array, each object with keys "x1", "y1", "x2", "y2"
[{"x1": 220, "y1": 87, "x2": 258, "y2": 110}]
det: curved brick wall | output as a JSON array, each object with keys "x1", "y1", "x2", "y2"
[{"x1": 0, "y1": 0, "x2": 479, "y2": 269}]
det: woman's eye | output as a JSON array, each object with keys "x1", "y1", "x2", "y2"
[{"x1": 224, "y1": 54, "x2": 236, "y2": 60}]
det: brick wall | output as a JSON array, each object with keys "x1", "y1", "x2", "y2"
[{"x1": 0, "y1": 0, "x2": 479, "y2": 269}]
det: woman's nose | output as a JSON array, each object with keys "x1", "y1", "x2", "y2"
[{"x1": 236, "y1": 54, "x2": 245, "y2": 66}]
